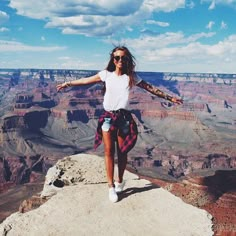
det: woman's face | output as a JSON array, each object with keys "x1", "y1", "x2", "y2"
[{"x1": 113, "y1": 50, "x2": 128, "y2": 69}]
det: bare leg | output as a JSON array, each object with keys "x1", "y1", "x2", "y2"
[
  {"x1": 117, "y1": 131, "x2": 127, "y2": 183},
  {"x1": 102, "y1": 130, "x2": 115, "y2": 187}
]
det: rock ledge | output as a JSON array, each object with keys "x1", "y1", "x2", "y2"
[{"x1": 0, "y1": 154, "x2": 213, "y2": 236}]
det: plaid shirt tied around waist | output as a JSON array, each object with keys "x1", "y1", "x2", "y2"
[{"x1": 94, "y1": 109, "x2": 138, "y2": 154}]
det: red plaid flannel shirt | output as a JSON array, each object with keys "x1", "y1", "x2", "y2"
[{"x1": 94, "y1": 109, "x2": 138, "y2": 154}]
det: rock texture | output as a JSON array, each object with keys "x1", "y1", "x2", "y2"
[
  {"x1": 0, "y1": 154, "x2": 213, "y2": 236},
  {"x1": 1, "y1": 70, "x2": 236, "y2": 190},
  {"x1": 140, "y1": 170, "x2": 236, "y2": 236},
  {"x1": 0, "y1": 70, "x2": 235, "y2": 234}
]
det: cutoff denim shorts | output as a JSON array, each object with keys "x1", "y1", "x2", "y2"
[{"x1": 101, "y1": 117, "x2": 130, "y2": 134}]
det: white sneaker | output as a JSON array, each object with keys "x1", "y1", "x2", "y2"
[
  {"x1": 114, "y1": 180, "x2": 125, "y2": 193},
  {"x1": 109, "y1": 187, "x2": 118, "y2": 203}
]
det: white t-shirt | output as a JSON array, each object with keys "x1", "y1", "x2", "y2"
[{"x1": 98, "y1": 70, "x2": 142, "y2": 111}]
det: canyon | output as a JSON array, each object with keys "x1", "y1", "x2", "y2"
[{"x1": 0, "y1": 69, "x2": 235, "y2": 235}]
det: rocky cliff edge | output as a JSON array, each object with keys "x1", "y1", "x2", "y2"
[{"x1": 0, "y1": 154, "x2": 213, "y2": 236}]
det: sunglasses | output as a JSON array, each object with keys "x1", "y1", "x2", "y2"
[{"x1": 113, "y1": 55, "x2": 129, "y2": 62}]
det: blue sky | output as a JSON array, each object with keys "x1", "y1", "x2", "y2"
[{"x1": 0, "y1": 0, "x2": 236, "y2": 73}]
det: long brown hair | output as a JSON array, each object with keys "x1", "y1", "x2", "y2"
[{"x1": 105, "y1": 46, "x2": 136, "y2": 88}]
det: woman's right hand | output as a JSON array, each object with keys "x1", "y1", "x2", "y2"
[{"x1": 56, "y1": 82, "x2": 69, "y2": 92}]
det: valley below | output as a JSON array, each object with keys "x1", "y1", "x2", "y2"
[{"x1": 0, "y1": 69, "x2": 236, "y2": 235}]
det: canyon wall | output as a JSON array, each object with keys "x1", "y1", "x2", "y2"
[
  {"x1": 0, "y1": 69, "x2": 235, "y2": 189},
  {"x1": 0, "y1": 69, "x2": 235, "y2": 234}
]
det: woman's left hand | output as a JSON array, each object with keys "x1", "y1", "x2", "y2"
[{"x1": 171, "y1": 97, "x2": 183, "y2": 104}]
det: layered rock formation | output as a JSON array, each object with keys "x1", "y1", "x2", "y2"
[
  {"x1": 0, "y1": 69, "x2": 235, "y2": 233},
  {"x1": 0, "y1": 154, "x2": 214, "y2": 236}
]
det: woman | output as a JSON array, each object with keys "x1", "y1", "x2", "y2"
[{"x1": 57, "y1": 46, "x2": 183, "y2": 203}]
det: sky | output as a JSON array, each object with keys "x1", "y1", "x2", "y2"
[{"x1": 0, "y1": 0, "x2": 236, "y2": 73}]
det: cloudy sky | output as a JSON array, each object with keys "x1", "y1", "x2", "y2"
[{"x1": 0, "y1": 0, "x2": 236, "y2": 73}]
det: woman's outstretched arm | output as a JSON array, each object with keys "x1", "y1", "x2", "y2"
[
  {"x1": 56, "y1": 73, "x2": 101, "y2": 92},
  {"x1": 137, "y1": 80, "x2": 183, "y2": 104}
]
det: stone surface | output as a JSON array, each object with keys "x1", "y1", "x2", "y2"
[
  {"x1": 0, "y1": 154, "x2": 213, "y2": 236},
  {"x1": 141, "y1": 169, "x2": 236, "y2": 236}
]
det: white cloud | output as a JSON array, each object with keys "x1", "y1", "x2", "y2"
[
  {"x1": 206, "y1": 21, "x2": 215, "y2": 30},
  {"x1": 187, "y1": 32, "x2": 216, "y2": 42},
  {"x1": 209, "y1": 0, "x2": 216, "y2": 10},
  {"x1": 146, "y1": 20, "x2": 169, "y2": 27},
  {"x1": 118, "y1": 32, "x2": 236, "y2": 73},
  {"x1": 0, "y1": 40, "x2": 66, "y2": 52},
  {"x1": 58, "y1": 56, "x2": 71, "y2": 60},
  {"x1": 122, "y1": 32, "x2": 215, "y2": 50},
  {"x1": 186, "y1": 0, "x2": 195, "y2": 8},
  {"x1": 5, "y1": 0, "x2": 235, "y2": 73},
  {"x1": 9, "y1": 0, "x2": 143, "y2": 18},
  {"x1": 8, "y1": 0, "x2": 184, "y2": 36},
  {"x1": 56, "y1": 56, "x2": 96, "y2": 69},
  {"x1": 143, "y1": 0, "x2": 185, "y2": 12},
  {"x1": 0, "y1": 27, "x2": 9, "y2": 32},
  {"x1": 60, "y1": 60, "x2": 95, "y2": 69},
  {"x1": 220, "y1": 21, "x2": 227, "y2": 29},
  {"x1": 202, "y1": 0, "x2": 236, "y2": 8},
  {"x1": 126, "y1": 26, "x2": 133, "y2": 32},
  {"x1": 0, "y1": 11, "x2": 9, "y2": 24}
]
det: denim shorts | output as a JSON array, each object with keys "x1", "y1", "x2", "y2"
[
  {"x1": 101, "y1": 117, "x2": 129, "y2": 134},
  {"x1": 101, "y1": 117, "x2": 112, "y2": 132}
]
